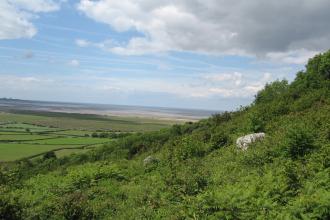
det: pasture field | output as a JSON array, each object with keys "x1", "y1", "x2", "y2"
[
  {"x1": 25, "y1": 137, "x2": 109, "y2": 145},
  {"x1": 0, "y1": 144, "x2": 69, "y2": 161},
  {"x1": 0, "y1": 110, "x2": 178, "y2": 131},
  {"x1": 0, "y1": 123, "x2": 111, "y2": 162},
  {"x1": 0, "y1": 134, "x2": 50, "y2": 141},
  {"x1": 0, "y1": 110, "x2": 177, "y2": 161}
]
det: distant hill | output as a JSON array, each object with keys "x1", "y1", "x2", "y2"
[{"x1": 0, "y1": 51, "x2": 329, "y2": 219}]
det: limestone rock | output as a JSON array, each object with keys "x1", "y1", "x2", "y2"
[{"x1": 236, "y1": 133, "x2": 265, "y2": 150}]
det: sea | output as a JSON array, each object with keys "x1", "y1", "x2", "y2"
[{"x1": 0, "y1": 99, "x2": 220, "y2": 121}]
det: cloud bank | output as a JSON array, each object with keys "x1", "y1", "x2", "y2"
[{"x1": 77, "y1": 0, "x2": 330, "y2": 62}]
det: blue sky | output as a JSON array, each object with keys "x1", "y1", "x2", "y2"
[{"x1": 0, "y1": 0, "x2": 328, "y2": 110}]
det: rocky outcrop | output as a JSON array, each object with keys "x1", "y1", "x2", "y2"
[{"x1": 236, "y1": 133, "x2": 265, "y2": 150}]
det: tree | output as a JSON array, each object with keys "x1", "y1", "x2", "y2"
[
  {"x1": 319, "y1": 50, "x2": 330, "y2": 79},
  {"x1": 255, "y1": 80, "x2": 289, "y2": 104}
]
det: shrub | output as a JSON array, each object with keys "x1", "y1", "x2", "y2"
[
  {"x1": 176, "y1": 136, "x2": 208, "y2": 160},
  {"x1": 319, "y1": 50, "x2": 330, "y2": 79},
  {"x1": 171, "y1": 124, "x2": 182, "y2": 136},
  {"x1": 91, "y1": 132, "x2": 99, "y2": 138},
  {"x1": 248, "y1": 112, "x2": 266, "y2": 132},
  {"x1": 43, "y1": 151, "x2": 57, "y2": 160},
  {"x1": 99, "y1": 132, "x2": 109, "y2": 138},
  {"x1": 192, "y1": 129, "x2": 211, "y2": 143},
  {"x1": 61, "y1": 192, "x2": 95, "y2": 220},
  {"x1": 210, "y1": 131, "x2": 229, "y2": 150},
  {"x1": 284, "y1": 125, "x2": 315, "y2": 160},
  {"x1": 212, "y1": 111, "x2": 232, "y2": 125},
  {"x1": 255, "y1": 80, "x2": 289, "y2": 104},
  {"x1": 0, "y1": 196, "x2": 22, "y2": 220},
  {"x1": 284, "y1": 161, "x2": 301, "y2": 195}
]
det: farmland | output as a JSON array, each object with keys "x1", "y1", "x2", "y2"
[
  {"x1": 0, "y1": 110, "x2": 178, "y2": 161},
  {"x1": 0, "y1": 110, "x2": 178, "y2": 131}
]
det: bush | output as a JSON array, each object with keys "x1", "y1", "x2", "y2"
[
  {"x1": 248, "y1": 112, "x2": 266, "y2": 132},
  {"x1": 61, "y1": 192, "x2": 95, "y2": 220},
  {"x1": 319, "y1": 50, "x2": 330, "y2": 79},
  {"x1": 210, "y1": 131, "x2": 229, "y2": 150},
  {"x1": 171, "y1": 124, "x2": 182, "y2": 136},
  {"x1": 176, "y1": 136, "x2": 208, "y2": 160},
  {"x1": 284, "y1": 125, "x2": 315, "y2": 160},
  {"x1": 0, "y1": 196, "x2": 22, "y2": 220},
  {"x1": 43, "y1": 151, "x2": 57, "y2": 160},
  {"x1": 255, "y1": 80, "x2": 289, "y2": 104},
  {"x1": 192, "y1": 129, "x2": 211, "y2": 143},
  {"x1": 99, "y1": 132, "x2": 109, "y2": 138},
  {"x1": 91, "y1": 132, "x2": 99, "y2": 138},
  {"x1": 212, "y1": 111, "x2": 232, "y2": 125}
]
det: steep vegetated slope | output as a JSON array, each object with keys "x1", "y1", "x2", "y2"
[{"x1": 1, "y1": 51, "x2": 330, "y2": 219}]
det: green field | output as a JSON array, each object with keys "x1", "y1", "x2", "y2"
[
  {"x1": 0, "y1": 124, "x2": 109, "y2": 162},
  {"x1": 0, "y1": 111, "x2": 177, "y2": 161},
  {"x1": 0, "y1": 110, "x2": 178, "y2": 131}
]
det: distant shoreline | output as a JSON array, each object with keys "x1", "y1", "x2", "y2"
[{"x1": 0, "y1": 98, "x2": 220, "y2": 121}]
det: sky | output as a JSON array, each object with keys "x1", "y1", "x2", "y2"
[{"x1": 0, "y1": 0, "x2": 329, "y2": 111}]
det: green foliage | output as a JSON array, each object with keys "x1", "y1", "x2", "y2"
[
  {"x1": 171, "y1": 124, "x2": 182, "y2": 136},
  {"x1": 43, "y1": 151, "x2": 57, "y2": 160},
  {"x1": 210, "y1": 130, "x2": 229, "y2": 150},
  {"x1": 255, "y1": 80, "x2": 289, "y2": 104},
  {"x1": 319, "y1": 50, "x2": 330, "y2": 79},
  {"x1": 91, "y1": 132, "x2": 98, "y2": 138},
  {"x1": 283, "y1": 124, "x2": 316, "y2": 160},
  {"x1": 175, "y1": 136, "x2": 208, "y2": 160},
  {"x1": 248, "y1": 111, "x2": 266, "y2": 132},
  {"x1": 0, "y1": 196, "x2": 22, "y2": 220},
  {"x1": 212, "y1": 111, "x2": 232, "y2": 125},
  {"x1": 61, "y1": 192, "x2": 95, "y2": 220}
]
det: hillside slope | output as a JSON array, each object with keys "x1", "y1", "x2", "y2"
[{"x1": 1, "y1": 51, "x2": 330, "y2": 219}]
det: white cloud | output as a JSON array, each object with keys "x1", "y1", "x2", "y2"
[
  {"x1": 0, "y1": 0, "x2": 61, "y2": 40},
  {"x1": 9, "y1": 0, "x2": 60, "y2": 12},
  {"x1": 266, "y1": 49, "x2": 320, "y2": 64},
  {"x1": 75, "y1": 39, "x2": 90, "y2": 47},
  {"x1": 0, "y1": 75, "x2": 53, "y2": 90},
  {"x1": 69, "y1": 59, "x2": 80, "y2": 67},
  {"x1": 204, "y1": 72, "x2": 243, "y2": 86},
  {"x1": 77, "y1": 0, "x2": 330, "y2": 62},
  {"x1": 75, "y1": 38, "x2": 118, "y2": 52},
  {"x1": 92, "y1": 71, "x2": 273, "y2": 99}
]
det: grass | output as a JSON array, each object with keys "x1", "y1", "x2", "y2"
[
  {"x1": 0, "y1": 110, "x2": 178, "y2": 131},
  {"x1": 51, "y1": 130, "x2": 93, "y2": 136},
  {"x1": 0, "y1": 134, "x2": 51, "y2": 141},
  {"x1": 25, "y1": 137, "x2": 111, "y2": 145},
  {"x1": 0, "y1": 110, "x2": 178, "y2": 161},
  {"x1": 55, "y1": 148, "x2": 91, "y2": 158},
  {"x1": 0, "y1": 144, "x2": 67, "y2": 161}
]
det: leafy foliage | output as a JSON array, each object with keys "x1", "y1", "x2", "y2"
[{"x1": 283, "y1": 124, "x2": 316, "y2": 160}]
